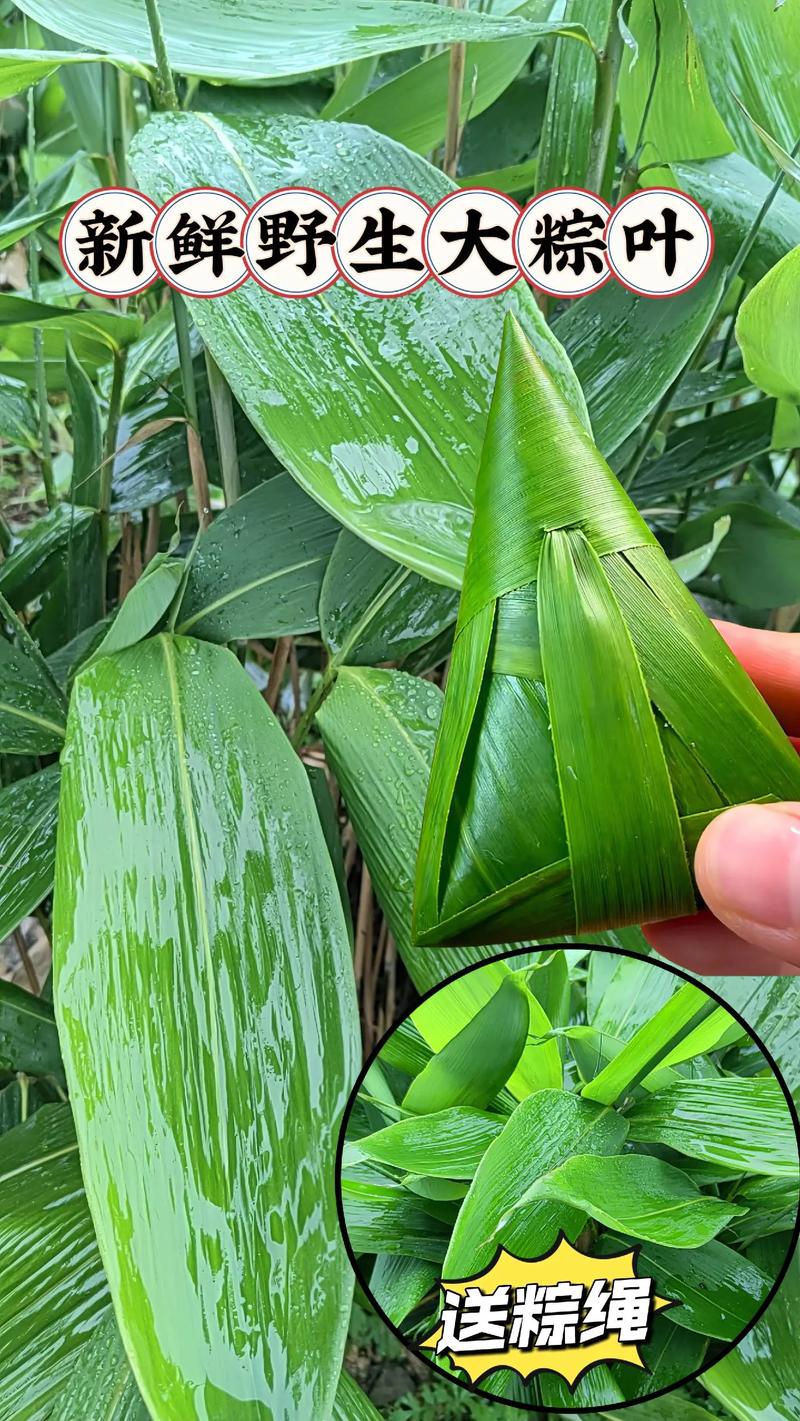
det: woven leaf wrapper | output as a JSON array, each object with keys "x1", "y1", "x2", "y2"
[{"x1": 413, "y1": 314, "x2": 800, "y2": 945}]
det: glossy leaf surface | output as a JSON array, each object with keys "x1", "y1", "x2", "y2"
[
  {"x1": 736, "y1": 246, "x2": 800, "y2": 404},
  {"x1": 0, "y1": 977, "x2": 62, "y2": 1082},
  {"x1": 443, "y1": 1089, "x2": 628, "y2": 1276},
  {"x1": 177, "y1": 475, "x2": 340, "y2": 642},
  {"x1": 53, "y1": 634, "x2": 359, "y2": 1421},
  {"x1": 130, "y1": 111, "x2": 586, "y2": 587},
  {"x1": 51, "y1": 1314, "x2": 148, "y2": 1421},
  {"x1": 521, "y1": 1154, "x2": 747, "y2": 1248},
  {"x1": 403, "y1": 978, "x2": 529, "y2": 1115},
  {"x1": 18, "y1": 0, "x2": 589, "y2": 82},
  {"x1": 356, "y1": 1109, "x2": 504, "y2": 1180},
  {"x1": 628, "y1": 1079, "x2": 799, "y2": 1177},
  {"x1": 702, "y1": 1244, "x2": 800, "y2": 1421},
  {"x1": 0, "y1": 765, "x2": 60, "y2": 945},
  {"x1": 0, "y1": 598, "x2": 67, "y2": 752},
  {"x1": 0, "y1": 1104, "x2": 110, "y2": 1421}
]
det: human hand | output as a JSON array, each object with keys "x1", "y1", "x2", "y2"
[{"x1": 644, "y1": 621, "x2": 800, "y2": 976}]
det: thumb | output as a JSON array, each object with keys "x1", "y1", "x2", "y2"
[{"x1": 695, "y1": 803, "x2": 800, "y2": 966}]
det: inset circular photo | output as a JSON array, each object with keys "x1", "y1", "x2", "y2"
[{"x1": 336, "y1": 949, "x2": 800, "y2": 1412}]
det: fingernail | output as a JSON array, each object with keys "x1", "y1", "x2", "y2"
[{"x1": 696, "y1": 803, "x2": 800, "y2": 932}]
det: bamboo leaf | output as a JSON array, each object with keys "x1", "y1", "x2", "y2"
[
  {"x1": 736, "y1": 245, "x2": 800, "y2": 404},
  {"x1": 339, "y1": 0, "x2": 551, "y2": 155},
  {"x1": 411, "y1": 962, "x2": 563, "y2": 1101},
  {"x1": 631, "y1": 400, "x2": 775, "y2": 501},
  {"x1": 0, "y1": 598, "x2": 67, "y2": 753},
  {"x1": 88, "y1": 557, "x2": 184, "y2": 664},
  {"x1": 319, "y1": 532, "x2": 458, "y2": 669},
  {"x1": 674, "y1": 154, "x2": 800, "y2": 284},
  {"x1": 621, "y1": 1238, "x2": 769, "y2": 1342},
  {"x1": 627, "y1": 1079, "x2": 800, "y2": 1177},
  {"x1": 0, "y1": 976, "x2": 63, "y2": 1082},
  {"x1": 176, "y1": 475, "x2": 340, "y2": 641},
  {"x1": 129, "y1": 110, "x2": 587, "y2": 587},
  {"x1": 317, "y1": 667, "x2": 505, "y2": 991},
  {"x1": 53, "y1": 634, "x2": 359, "y2": 1421},
  {"x1": 332, "y1": 1370, "x2": 384, "y2": 1421},
  {"x1": 368, "y1": 1255, "x2": 438, "y2": 1328},
  {"x1": 403, "y1": 978, "x2": 530, "y2": 1114},
  {"x1": 0, "y1": 373, "x2": 37, "y2": 449},
  {"x1": 581, "y1": 983, "x2": 716, "y2": 1105},
  {"x1": 442, "y1": 1089, "x2": 628, "y2": 1276},
  {"x1": 51, "y1": 1314, "x2": 148, "y2": 1421},
  {"x1": 66, "y1": 341, "x2": 103, "y2": 509},
  {"x1": 537, "y1": 0, "x2": 612, "y2": 193},
  {"x1": 673, "y1": 488, "x2": 800, "y2": 608},
  {"x1": 0, "y1": 1104, "x2": 110, "y2": 1421},
  {"x1": 0, "y1": 766, "x2": 60, "y2": 946},
  {"x1": 341, "y1": 1177, "x2": 449, "y2": 1263},
  {"x1": 357, "y1": 1110, "x2": 506, "y2": 1180},
  {"x1": 518, "y1": 1154, "x2": 747, "y2": 1248},
  {"x1": 702, "y1": 1244, "x2": 799, "y2": 1421},
  {"x1": 17, "y1": 0, "x2": 592, "y2": 83}
]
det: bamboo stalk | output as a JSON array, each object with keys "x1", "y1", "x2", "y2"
[
  {"x1": 443, "y1": 0, "x2": 467, "y2": 179},
  {"x1": 586, "y1": 0, "x2": 625, "y2": 198},
  {"x1": 24, "y1": 19, "x2": 55, "y2": 511},
  {"x1": 265, "y1": 636, "x2": 292, "y2": 710},
  {"x1": 205, "y1": 349, "x2": 241, "y2": 504},
  {"x1": 144, "y1": 502, "x2": 162, "y2": 565}
]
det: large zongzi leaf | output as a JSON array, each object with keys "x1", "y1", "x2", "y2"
[
  {"x1": 53, "y1": 635, "x2": 359, "y2": 1421},
  {"x1": 414, "y1": 315, "x2": 800, "y2": 944}
]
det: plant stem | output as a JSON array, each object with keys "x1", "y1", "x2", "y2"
[
  {"x1": 98, "y1": 345, "x2": 126, "y2": 610},
  {"x1": 24, "y1": 22, "x2": 55, "y2": 510},
  {"x1": 143, "y1": 0, "x2": 179, "y2": 109},
  {"x1": 205, "y1": 349, "x2": 240, "y2": 504},
  {"x1": 586, "y1": 0, "x2": 625, "y2": 198},
  {"x1": 623, "y1": 133, "x2": 800, "y2": 492},
  {"x1": 443, "y1": 0, "x2": 467, "y2": 179}
]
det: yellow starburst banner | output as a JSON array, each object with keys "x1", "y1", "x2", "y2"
[{"x1": 421, "y1": 1235, "x2": 676, "y2": 1389}]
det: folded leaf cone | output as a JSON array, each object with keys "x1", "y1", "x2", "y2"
[{"x1": 414, "y1": 314, "x2": 800, "y2": 944}]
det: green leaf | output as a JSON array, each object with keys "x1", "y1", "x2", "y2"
[
  {"x1": 0, "y1": 503, "x2": 98, "y2": 610},
  {"x1": 674, "y1": 154, "x2": 800, "y2": 284},
  {"x1": 0, "y1": 766, "x2": 60, "y2": 954},
  {"x1": 537, "y1": 0, "x2": 612, "y2": 194},
  {"x1": 702, "y1": 1244, "x2": 799, "y2": 1421},
  {"x1": 589, "y1": 955, "x2": 678, "y2": 1037},
  {"x1": 627, "y1": 1079, "x2": 799, "y2": 1177},
  {"x1": 17, "y1": 0, "x2": 591, "y2": 83},
  {"x1": 0, "y1": 373, "x2": 37, "y2": 448},
  {"x1": 341, "y1": 1176, "x2": 449, "y2": 1263},
  {"x1": 620, "y1": 1316, "x2": 707, "y2": 1401},
  {"x1": 414, "y1": 316, "x2": 800, "y2": 945},
  {"x1": 88, "y1": 556, "x2": 184, "y2": 665},
  {"x1": 519, "y1": 1154, "x2": 747, "y2": 1248},
  {"x1": 671, "y1": 515, "x2": 731, "y2": 585},
  {"x1": 411, "y1": 961, "x2": 562, "y2": 1102},
  {"x1": 403, "y1": 978, "x2": 530, "y2": 1115},
  {"x1": 317, "y1": 667, "x2": 504, "y2": 992},
  {"x1": 339, "y1": 0, "x2": 559, "y2": 156},
  {"x1": 368, "y1": 1255, "x2": 438, "y2": 1329},
  {"x1": 737, "y1": 246, "x2": 800, "y2": 404},
  {"x1": 697, "y1": 977, "x2": 800, "y2": 1090},
  {"x1": 674, "y1": 487, "x2": 800, "y2": 608},
  {"x1": 332, "y1": 1369, "x2": 384, "y2": 1421},
  {"x1": 66, "y1": 341, "x2": 103, "y2": 509},
  {"x1": 631, "y1": 400, "x2": 776, "y2": 501},
  {"x1": 130, "y1": 110, "x2": 586, "y2": 587},
  {"x1": 620, "y1": 1238, "x2": 769, "y2": 1342},
  {"x1": 0, "y1": 977, "x2": 62, "y2": 1082},
  {"x1": 0, "y1": 595, "x2": 67, "y2": 753},
  {"x1": 553, "y1": 268, "x2": 725, "y2": 456},
  {"x1": 443, "y1": 1089, "x2": 628, "y2": 1276},
  {"x1": 50, "y1": 1314, "x2": 148, "y2": 1421},
  {"x1": 53, "y1": 635, "x2": 359, "y2": 1421},
  {"x1": 356, "y1": 1108, "x2": 504, "y2": 1180},
  {"x1": 0, "y1": 1104, "x2": 110, "y2": 1421},
  {"x1": 687, "y1": 0, "x2": 800, "y2": 177},
  {"x1": 319, "y1": 531, "x2": 458, "y2": 669},
  {"x1": 618, "y1": 0, "x2": 732, "y2": 164},
  {"x1": 0, "y1": 48, "x2": 143, "y2": 99},
  {"x1": 537, "y1": 526, "x2": 693, "y2": 931},
  {"x1": 581, "y1": 982, "x2": 716, "y2": 1105},
  {"x1": 176, "y1": 474, "x2": 340, "y2": 641}
]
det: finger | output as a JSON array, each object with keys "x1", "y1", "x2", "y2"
[
  {"x1": 693, "y1": 802, "x2": 800, "y2": 967},
  {"x1": 713, "y1": 621, "x2": 800, "y2": 735},
  {"x1": 644, "y1": 911, "x2": 800, "y2": 976}
]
